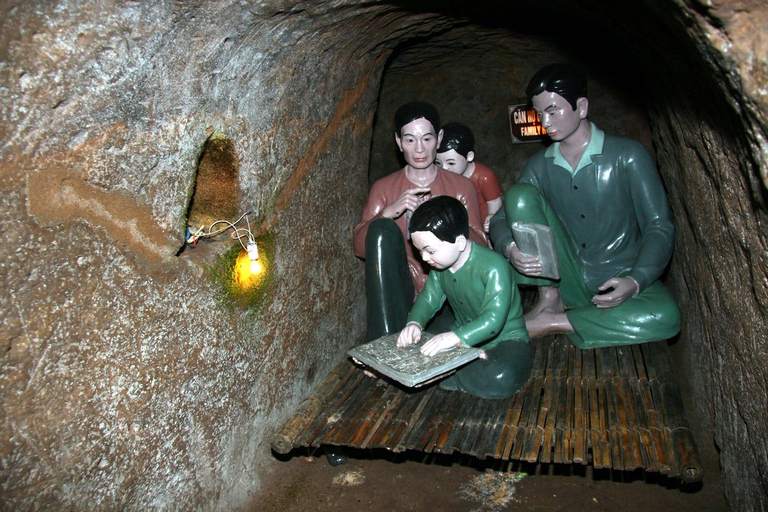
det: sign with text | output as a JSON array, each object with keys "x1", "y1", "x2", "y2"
[{"x1": 509, "y1": 103, "x2": 546, "y2": 143}]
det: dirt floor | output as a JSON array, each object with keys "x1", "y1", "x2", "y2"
[
  {"x1": 258, "y1": 446, "x2": 724, "y2": 512},
  {"x1": 256, "y1": 339, "x2": 727, "y2": 512}
]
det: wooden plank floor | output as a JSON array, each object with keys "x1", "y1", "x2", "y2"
[{"x1": 271, "y1": 335, "x2": 703, "y2": 482}]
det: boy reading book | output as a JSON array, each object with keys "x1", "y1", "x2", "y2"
[{"x1": 397, "y1": 196, "x2": 531, "y2": 399}]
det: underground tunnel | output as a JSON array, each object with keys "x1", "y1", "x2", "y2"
[{"x1": 1, "y1": 1, "x2": 766, "y2": 510}]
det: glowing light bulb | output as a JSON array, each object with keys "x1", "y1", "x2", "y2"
[{"x1": 234, "y1": 240, "x2": 266, "y2": 288}]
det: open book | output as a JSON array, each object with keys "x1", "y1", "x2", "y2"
[
  {"x1": 511, "y1": 221, "x2": 560, "y2": 280},
  {"x1": 348, "y1": 332, "x2": 481, "y2": 388}
]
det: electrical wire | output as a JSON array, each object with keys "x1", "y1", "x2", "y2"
[{"x1": 187, "y1": 211, "x2": 256, "y2": 251}]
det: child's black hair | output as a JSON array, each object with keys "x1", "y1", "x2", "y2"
[
  {"x1": 437, "y1": 122, "x2": 474, "y2": 157},
  {"x1": 410, "y1": 195, "x2": 469, "y2": 243}
]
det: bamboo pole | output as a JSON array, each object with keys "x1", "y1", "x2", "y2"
[
  {"x1": 424, "y1": 391, "x2": 467, "y2": 453},
  {"x1": 458, "y1": 397, "x2": 490, "y2": 455},
  {"x1": 346, "y1": 383, "x2": 399, "y2": 447},
  {"x1": 439, "y1": 392, "x2": 474, "y2": 453},
  {"x1": 537, "y1": 365, "x2": 557, "y2": 463},
  {"x1": 512, "y1": 374, "x2": 543, "y2": 460},
  {"x1": 640, "y1": 343, "x2": 672, "y2": 474},
  {"x1": 476, "y1": 395, "x2": 515, "y2": 458},
  {"x1": 582, "y1": 347, "x2": 599, "y2": 465},
  {"x1": 552, "y1": 374, "x2": 568, "y2": 464},
  {"x1": 645, "y1": 341, "x2": 703, "y2": 482},
  {"x1": 494, "y1": 389, "x2": 524, "y2": 459},
  {"x1": 392, "y1": 386, "x2": 441, "y2": 452},
  {"x1": 300, "y1": 369, "x2": 366, "y2": 447},
  {"x1": 434, "y1": 391, "x2": 473, "y2": 453},
  {"x1": 270, "y1": 361, "x2": 357, "y2": 454},
  {"x1": 572, "y1": 344, "x2": 587, "y2": 464},
  {"x1": 318, "y1": 373, "x2": 380, "y2": 447},
  {"x1": 464, "y1": 396, "x2": 498, "y2": 457},
  {"x1": 629, "y1": 377, "x2": 656, "y2": 471},
  {"x1": 370, "y1": 386, "x2": 434, "y2": 449},
  {"x1": 360, "y1": 388, "x2": 408, "y2": 449}
]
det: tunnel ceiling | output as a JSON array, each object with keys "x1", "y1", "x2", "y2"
[
  {"x1": 371, "y1": 0, "x2": 766, "y2": 195},
  {"x1": 367, "y1": 0, "x2": 692, "y2": 189},
  {"x1": 1, "y1": 0, "x2": 767, "y2": 510}
]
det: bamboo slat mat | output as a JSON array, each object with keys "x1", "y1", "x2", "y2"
[{"x1": 271, "y1": 336, "x2": 703, "y2": 482}]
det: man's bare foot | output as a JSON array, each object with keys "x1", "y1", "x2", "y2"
[
  {"x1": 525, "y1": 310, "x2": 574, "y2": 338},
  {"x1": 524, "y1": 286, "x2": 565, "y2": 321}
]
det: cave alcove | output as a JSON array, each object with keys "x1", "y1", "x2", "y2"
[
  {"x1": 1, "y1": 1, "x2": 766, "y2": 510},
  {"x1": 186, "y1": 132, "x2": 241, "y2": 233}
]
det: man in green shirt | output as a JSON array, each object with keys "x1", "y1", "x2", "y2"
[
  {"x1": 490, "y1": 64, "x2": 681, "y2": 349},
  {"x1": 398, "y1": 196, "x2": 531, "y2": 399}
]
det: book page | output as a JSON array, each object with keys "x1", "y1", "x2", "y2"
[{"x1": 348, "y1": 333, "x2": 480, "y2": 387}]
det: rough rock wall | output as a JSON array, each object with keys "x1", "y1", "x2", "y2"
[
  {"x1": 641, "y1": 1, "x2": 768, "y2": 509},
  {"x1": 656, "y1": 91, "x2": 768, "y2": 511},
  {"x1": 0, "y1": 1, "x2": 392, "y2": 509},
  {"x1": 2, "y1": 0, "x2": 768, "y2": 510}
]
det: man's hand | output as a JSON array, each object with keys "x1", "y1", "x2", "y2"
[
  {"x1": 420, "y1": 332, "x2": 461, "y2": 356},
  {"x1": 381, "y1": 187, "x2": 431, "y2": 219},
  {"x1": 592, "y1": 277, "x2": 640, "y2": 308},
  {"x1": 506, "y1": 242, "x2": 542, "y2": 276},
  {"x1": 483, "y1": 214, "x2": 494, "y2": 233},
  {"x1": 397, "y1": 322, "x2": 422, "y2": 347}
]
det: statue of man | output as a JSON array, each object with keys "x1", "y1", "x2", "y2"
[{"x1": 490, "y1": 64, "x2": 681, "y2": 348}]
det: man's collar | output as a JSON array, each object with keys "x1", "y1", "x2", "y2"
[{"x1": 545, "y1": 123, "x2": 605, "y2": 175}]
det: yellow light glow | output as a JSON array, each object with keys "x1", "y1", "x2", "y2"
[{"x1": 234, "y1": 249, "x2": 266, "y2": 289}]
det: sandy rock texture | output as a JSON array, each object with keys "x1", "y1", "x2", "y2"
[
  {"x1": 1, "y1": 1, "x2": 385, "y2": 508},
  {"x1": 1, "y1": 0, "x2": 767, "y2": 510}
]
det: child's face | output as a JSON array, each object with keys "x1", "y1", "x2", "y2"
[
  {"x1": 435, "y1": 149, "x2": 470, "y2": 176},
  {"x1": 411, "y1": 230, "x2": 462, "y2": 270}
]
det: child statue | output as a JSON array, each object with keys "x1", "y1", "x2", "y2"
[
  {"x1": 397, "y1": 196, "x2": 531, "y2": 399},
  {"x1": 436, "y1": 122, "x2": 503, "y2": 233}
]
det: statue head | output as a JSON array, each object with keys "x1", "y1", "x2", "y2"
[
  {"x1": 437, "y1": 122, "x2": 474, "y2": 158},
  {"x1": 410, "y1": 195, "x2": 469, "y2": 243},
  {"x1": 526, "y1": 63, "x2": 588, "y2": 111},
  {"x1": 435, "y1": 122, "x2": 475, "y2": 176},
  {"x1": 410, "y1": 196, "x2": 470, "y2": 270},
  {"x1": 527, "y1": 64, "x2": 590, "y2": 142},
  {"x1": 394, "y1": 102, "x2": 443, "y2": 170}
]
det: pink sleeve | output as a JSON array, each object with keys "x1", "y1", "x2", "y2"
[{"x1": 476, "y1": 164, "x2": 503, "y2": 202}]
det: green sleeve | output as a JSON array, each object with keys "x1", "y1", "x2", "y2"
[
  {"x1": 452, "y1": 264, "x2": 512, "y2": 347},
  {"x1": 488, "y1": 207, "x2": 514, "y2": 258},
  {"x1": 625, "y1": 142, "x2": 675, "y2": 291},
  {"x1": 406, "y1": 270, "x2": 445, "y2": 328}
]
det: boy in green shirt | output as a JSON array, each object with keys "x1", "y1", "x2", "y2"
[{"x1": 397, "y1": 196, "x2": 531, "y2": 399}]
